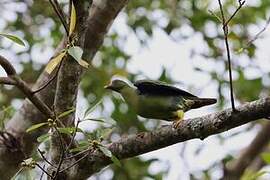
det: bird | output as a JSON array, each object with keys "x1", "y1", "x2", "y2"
[{"x1": 104, "y1": 79, "x2": 217, "y2": 128}]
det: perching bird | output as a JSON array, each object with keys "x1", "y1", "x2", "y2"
[{"x1": 105, "y1": 79, "x2": 217, "y2": 128}]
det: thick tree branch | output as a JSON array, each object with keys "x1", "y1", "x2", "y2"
[
  {"x1": 49, "y1": 1, "x2": 90, "y2": 178},
  {"x1": 76, "y1": 97, "x2": 270, "y2": 179},
  {"x1": 82, "y1": 0, "x2": 128, "y2": 61},
  {"x1": 223, "y1": 121, "x2": 270, "y2": 179},
  {"x1": 0, "y1": 55, "x2": 16, "y2": 76},
  {"x1": 0, "y1": 55, "x2": 54, "y2": 118},
  {"x1": 0, "y1": 0, "x2": 130, "y2": 175},
  {"x1": 0, "y1": 77, "x2": 16, "y2": 85},
  {"x1": 49, "y1": 0, "x2": 129, "y2": 179},
  {"x1": 0, "y1": 40, "x2": 66, "y2": 179}
]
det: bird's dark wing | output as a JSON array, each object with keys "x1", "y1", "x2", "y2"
[{"x1": 134, "y1": 80, "x2": 197, "y2": 97}]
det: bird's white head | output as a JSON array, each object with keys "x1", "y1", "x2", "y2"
[{"x1": 104, "y1": 79, "x2": 130, "y2": 92}]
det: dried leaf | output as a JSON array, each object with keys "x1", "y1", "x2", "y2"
[
  {"x1": 69, "y1": 2, "x2": 76, "y2": 35},
  {"x1": 45, "y1": 51, "x2": 66, "y2": 74},
  {"x1": 78, "y1": 59, "x2": 89, "y2": 68}
]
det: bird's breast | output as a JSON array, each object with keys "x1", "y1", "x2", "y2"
[{"x1": 136, "y1": 95, "x2": 184, "y2": 120}]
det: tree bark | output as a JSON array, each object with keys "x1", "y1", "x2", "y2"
[
  {"x1": 76, "y1": 97, "x2": 270, "y2": 179},
  {"x1": 223, "y1": 121, "x2": 270, "y2": 179},
  {"x1": 0, "y1": 0, "x2": 129, "y2": 179}
]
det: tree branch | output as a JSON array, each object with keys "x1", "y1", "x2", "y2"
[
  {"x1": 0, "y1": 55, "x2": 16, "y2": 76},
  {"x1": 0, "y1": 77, "x2": 16, "y2": 85},
  {"x1": 77, "y1": 97, "x2": 270, "y2": 179},
  {"x1": 217, "y1": 0, "x2": 245, "y2": 111},
  {"x1": 0, "y1": 55, "x2": 54, "y2": 118},
  {"x1": 223, "y1": 121, "x2": 270, "y2": 179},
  {"x1": 82, "y1": 0, "x2": 128, "y2": 61},
  {"x1": 0, "y1": 40, "x2": 66, "y2": 179},
  {"x1": 0, "y1": 0, "x2": 128, "y2": 179},
  {"x1": 49, "y1": 0, "x2": 69, "y2": 35}
]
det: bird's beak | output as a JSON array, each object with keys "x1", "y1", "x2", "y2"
[{"x1": 104, "y1": 84, "x2": 113, "y2": 90}]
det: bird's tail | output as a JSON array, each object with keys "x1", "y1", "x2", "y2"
[{"x1": 190, "y1": 98, "x2": 217, "y2": 109}]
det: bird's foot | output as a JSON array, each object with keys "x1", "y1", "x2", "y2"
[
  {"x1": 172, "y1": 110, "x2": 184, "y2": 129},
  {"x1": 173, "y1": 118, "x2": 183, "y2": 129}
]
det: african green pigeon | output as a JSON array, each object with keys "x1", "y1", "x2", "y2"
[{"x1": 105, "y1": 79, "x2": 216, "y2": 127}]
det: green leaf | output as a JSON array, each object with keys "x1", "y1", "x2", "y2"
[
  {"x1": 236, "y1": 47, "x2": 244, "y2": 54},
  {"x1": 14, "y1": 169, "x2": 33, "y2": 180},
  {"x1": 58, "y1": 108, "x2": 75, "y2": 118},
  {"x1": 84, "y1": 128, "x2": 114, "y2": 141},
  {"x1": 0, "y1": 33, "x2": 25, "y2": 46},
  {"x1": 37, "y1": 133, "x2": 51, "y2": 143},
  {"x1": 234, "y1": 71, "x2": 262, "y2": 101},
  {"x1": 67, "y1": 46, "x2": 90, "y2": 68},
  {"x1": 0, "y1": 106, "x2": 15, "y2": 129},
  {"x1": 248, "y1": 171, "x2": 267, "y2": 180},
  {"x1": 78, "y1": 140, "x2": 89, "y2": 146},
  {"x1": 241, "y1": 170, "x2": 268, "y2": 180},
  {"x1": 26, "y1": 122, "x2": 48, "y2": 133},
  {"x1": 98, "y1": 145, "x2": 112, "y2": 157},
  {"x1": 10, "y1": 168, "x2": 24, "y2": 180},
  {"x1": 69, "y1": 146, "x2": 87, "y2": 153},
  {"x1": 111, "y1": 155, "x2": 121, "y2": 167},
  {"x1": 98, "y1": 128, "x2": 113, "y2": 140},
  {"x1": 69, "y1": 140, "x2": 89, "y2": 152},
  {"x1": 261, "y1": 153, "x2": 270, "y2": 164},
  {"x1": 98, "y1": 145, "x2": 121, "y2": 167},
  {"x1": 68, "y1": 46, "x2": 83, "y2": 62},
  {"x1": 83, "y1": 99, "x2": 103, "y2": 118},
  {"x1": 57, "y1": 127, "x2": 83, "y2": 135},
  {"x1": 83, "y1": 118, "x2": 108, "y2": 124}
]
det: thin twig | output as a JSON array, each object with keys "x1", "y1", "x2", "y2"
[
  {"x1": 208, "y1": 10, "x2": 222, "y2": 23},
  {"x1": 59, "y1": 150, "x2": 90, "y2": 173},
  {"x1": 39, "y1": 164, "x2": 45, "y2": 180},
  {"x1": 224, "y1": 1, "x2": 245, "y2": 26},
  {"x1": 36, "y1": 163, "x2": 54, "y2": 179},
  {"x1": 245, "y1": 15, "x2": 270, "y2": 48},
  {"x1": 217, "y1": 0, "x2": 245, "y2": 111},
  {"x1": 52, "y1": 151, "x2": 65, "y2": 179},
  {"x1": 32, "y1": 59, "x2": 62, "y2": 94},
  {"x1": 49, "y1": 0, "x2": 69, "y2": 35},
  {"x1": 38, "y1": 148, "x2": 56, "y2": 168},
  {"x1": 52, "y1": 126, "x2": 66, "y2": 179},
  {"x1": 64, "y1": 148, "x2": 89, "y2": 160},
  {"x1": 65, "y1": 119, "x2": 80, "y2": 154},
  {"x1": 224, "y1": 30, "x2": 236, "y2": 111},
  {"x1": 53, "y1": 0, "x2": 67, "y2": 26},
  {"x1": 54, "y1": 121, "x2": 67, "y2": 149}
]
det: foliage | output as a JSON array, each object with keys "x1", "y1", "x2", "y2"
[{"x1": 0, "y1": 0, "x2": 270, "y2": 179}]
